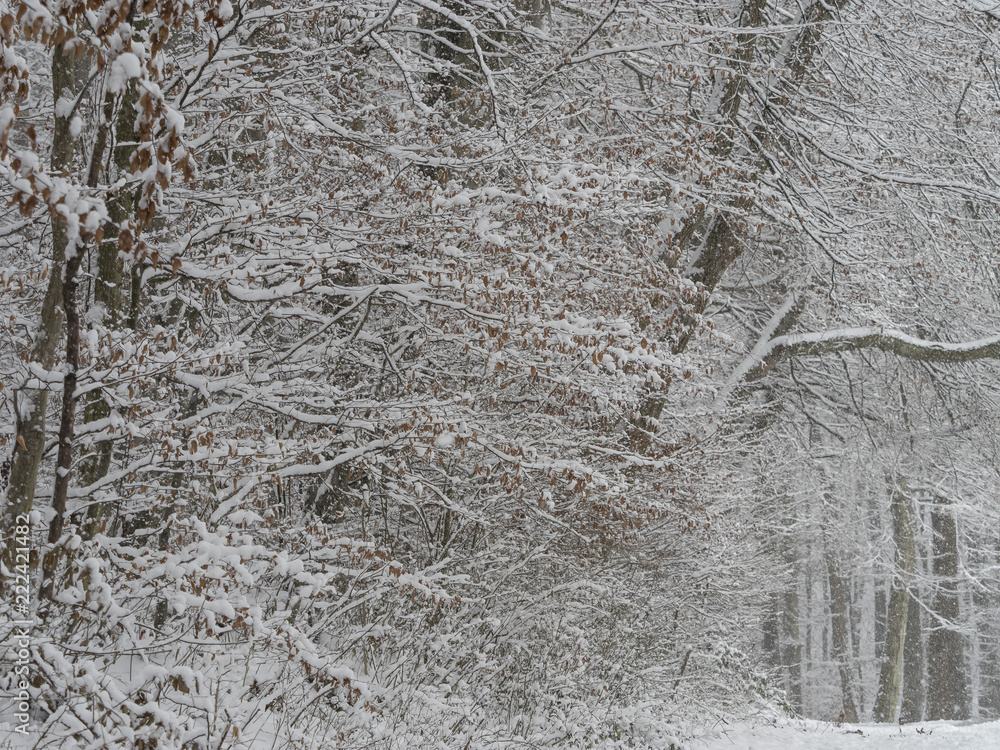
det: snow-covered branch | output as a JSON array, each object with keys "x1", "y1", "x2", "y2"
[{"x1": 741, "y1": 328, "x2": 1000, "y2": 382}]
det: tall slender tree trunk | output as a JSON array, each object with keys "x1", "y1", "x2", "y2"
[
  {"x1": 774, "y1": 497, "x2": 803, "y2": 714},
  {"x1": 850, "y1": 573, "x2": 867, "y2": 711},
  {"x1": 874, "y1": 587, "x2": 887, "y2": 663},
  {"x1": 2, "y1": 43, "x2": 76, "y2": 575},
  {"x1": 901, "y1": 590, "x2": 925, "y2": 722},
  {"x1": 874, "y1": 478, "x2": 917, "y2": 722},
  {"x1": 762, "y1": 593, "x2": 781, "y2": 668},
  {"x1": 827, "y1": 551, "x2": 859, "y2": 722},
  {"x1": 926, "y1": 496, "x2": 967, "y2": 720},
  {"x1": 782, "y1": 577, "x2": 804, "y2": 713},
  {"x1": 975, "y1": 539, "x2": 1000, "y2": 719},
  {"x1": 79, "y1": 79, "x2": 139, "y2": 539},
  {"x1": 39, "y1": 248, "x2": 83, "y2": 601}
]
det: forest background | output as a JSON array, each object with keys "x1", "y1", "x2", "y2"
[{"x1": 2, "y1": 0, "x2": 1000, "y2": 748}]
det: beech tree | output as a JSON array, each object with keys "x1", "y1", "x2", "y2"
[{"x1": 0, "y1": 3, "x2": 771, "y2": 747}]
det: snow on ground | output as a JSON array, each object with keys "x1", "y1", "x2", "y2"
[{"x1": 693, "y1": 718, "x2": 1000, "y2": 750}]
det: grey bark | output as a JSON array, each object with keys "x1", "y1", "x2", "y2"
[
  {"x1": 746, "y1": 330, "x2": 1000, "y2": 383},
  {"x1": 874, "y1": 587, "x2": 887, "y2": 661},
  {"x1": 773, "y1": 497, "x2": 803, "y2": 713},
  {"x1": 781, "y1": 576, "x2": 803, "y2": 713},
  {"x1": 975, "y1": 535, "x2": 1000, "y2": 718},
  {"x1": 926, "y1": 497, "x2": 968, "y2": 720},
  {"x1": 668, "y1": 0, "x2": 850, "y2": 299},
  {"x1": 762, "y1": 593, "x2": 781, "y2": 667},
  {"x1": 663, "y1": 0, "x2": 766, "y2": 356},
  {"x1": 517, "y1": 0, "x2": 549, "y2": 28},
  {"x1": 900, "y1": 590, "x2": 925, "y2": 722},
  {"x1": 827, "y1": 551, "x2": 859, "y2": 722},
  {"x1": 873, "y1": 478, "x2": 917, "y2": 722}
]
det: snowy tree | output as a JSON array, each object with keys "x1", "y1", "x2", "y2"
[{"x1": 4, "y1": 0, "x2": 1000, "y2": 746}]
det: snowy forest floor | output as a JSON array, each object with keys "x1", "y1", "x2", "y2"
[
  {"x1": 3, "y1": 718, "x2": 1000, "y2": 750},
  {"x1": 694, "y1": 718, "x2": 1000, "y2": 750}
]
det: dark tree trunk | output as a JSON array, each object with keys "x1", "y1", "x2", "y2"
[
  {"x1": 2, "y1": 43, "x2": 76, "y2": 580},
  {"x1": 40, "y1": 249, "x2": 84, "y2": 601},
  {"x1": 79, "y1": 78, "x2": 139, "y2": 539}
]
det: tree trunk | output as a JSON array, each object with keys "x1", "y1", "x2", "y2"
[
  {"x1": 975, "y1": 538, "x2": 1000, "y2": 719},
  {"x1": 39, "y1": 248, "x2": 83, "y2": 601},
  {"x1": 762, "y1": 593, "x2": 781, "y2": 668},
  {"x1": 645, "y1": 0, "x2": 852, "y2": 414},
  {"x1": 827, "y1": 551, "x2": 859, "y2": 722},
  {"x1": 79, "y1": 79, "x2": 140, "y2": 539},
  {"x1": 901, "y1": 590, "x2": 925, "y2": 722},
  {"x1": 873, "y1": 478, "x2": 916, "y2": 722},
  {"x1": 874, "y1": 587, "x2": 887, "y2": 661},
  {"x1": 782, "y1": 580, "x2": 804, "y2": 713},
  {"x1": 516, "y1": 0, "x2": 549, "y2": 28},
  {"x1": 2, "y1": 43, "x2": 76, "y2": 573},
  {"x1": 926, "y1": 497, "x2": 967, "y2": 720}
]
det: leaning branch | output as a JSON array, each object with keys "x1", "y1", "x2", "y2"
[{"x1": 741, "y1": 328, "x2": 1000, "y2": 382}]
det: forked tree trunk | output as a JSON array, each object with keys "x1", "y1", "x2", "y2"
[
  {"x1": 873, "y1": 478, "x2": 917, "y2": 722},
  {"x1": 644, "y1": 0, "x2": 852, "y2": 417}
]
